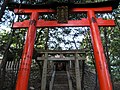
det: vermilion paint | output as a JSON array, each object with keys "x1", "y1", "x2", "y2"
[
  {"x1": 16, "y1": 12, "x2": 39, "y2": 90},
  {"x1": 88, "y1": 10, "x2": 112, "y2": 90},
  {"x1": 15, "y1": 7, "x2": 113, "y2": 90}
]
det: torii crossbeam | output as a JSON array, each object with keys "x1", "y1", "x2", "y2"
[{"x1": 7, "y1": 1, "x2": 119, "y2": 90}]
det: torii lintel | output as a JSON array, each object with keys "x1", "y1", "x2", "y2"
[{"x1": 7, "y1": 1, "x2": 119, "y2": 90}]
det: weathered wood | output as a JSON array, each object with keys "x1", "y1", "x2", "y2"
[
  {"x1": 41, "y1": 53, "x2": 48, "y2": 90},
  {"x1": 37, "y1": 56, "x2": 85, "y2": 61},
  {"x1": 75, "y1": 53, "x2": 81, "y2": 90},
  {"x1": 49, "y1": 71, "x2": 56, "y2": 90},
  {"x1": 37, "y1": 50, "x2": 86, "y2": 54},
  {"x1": 67, "y1": 71, "x2": 73, "y2": 90},
  {"x1": 57, "y1": 6, "x2": 68, "y2": 23}
]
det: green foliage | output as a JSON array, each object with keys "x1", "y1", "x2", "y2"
[
  {"x1": 82, "y1": 22, "x2": 120, "y2": 82},
  {"x1": 0, "y1": 0, "x2": 120, "y2": 83},
  {"x1": 0, "y1": 29, "x2": 10, "y2": 50}
]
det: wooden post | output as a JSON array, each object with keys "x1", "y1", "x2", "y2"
[
  {"x1": 67, "y1": 71, "x2": 73, "y2": 90},
  {"x1": 41, "y1": 53, "x2": 48, "y2": 90},
  {"x1": 16, "y1": 12, "x2": 38, "y2": 90},
  {"x1": 75, "y1": 53, "x2": 81, "y2": 90},
  {"x1": 49, "y1": 71, "x2": 56, "y2": 90},
  {"x1": 88, "y1": 10, "x2": 112, "y2": 90}
]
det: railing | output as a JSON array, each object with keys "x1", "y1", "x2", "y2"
[
  {"x1": 49, "y1": 71, "x2": 56, "y2": 90},
  {"x1": 67, "y1": 71, "x2": 73, "y2": 90}
]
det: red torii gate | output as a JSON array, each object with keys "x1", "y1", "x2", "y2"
[{"x1": 9, "y1": 1, "x2": 119, "y2": 90}]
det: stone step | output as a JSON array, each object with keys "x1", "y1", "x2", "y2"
[
  {"x1": 53, "y1": 71, "x2": 69, "y2": 90},
  {"x1": 53, "y1": 84, "x2": 69, "y2": 90},
  {"x1": 54, "y1": 84, "x2": 68, "y2": 86}
]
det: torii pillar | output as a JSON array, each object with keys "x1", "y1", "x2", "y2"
[{"x1": 7, "y1": 1, "x2": 119, "y2": 90}]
